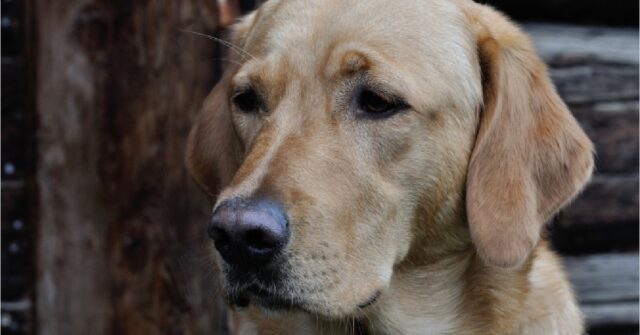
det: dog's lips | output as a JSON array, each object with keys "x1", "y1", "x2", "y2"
[
  {"x1": 221, "y1": 261, "x2": 386, "y2": 315},
  {"x1": 226, "y1": 283, "x2": 384, "y2": 318},
  {"x1": 357, "y1": 290, "x2": 382, "y2": 309},
  {"x1": 226, "y1": 282, "x2": 306, "y2": 312}
]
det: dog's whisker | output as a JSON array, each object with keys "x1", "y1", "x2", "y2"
[{"x1": 180, "y1": 29, "x2": 256, "y2": 61}]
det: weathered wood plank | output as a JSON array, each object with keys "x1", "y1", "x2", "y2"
[
  {"x1": 582, "y1": 302, "x2": 639, "y2": 328},
  {"x1": 527, "y1": 24, "x2": 639, "y2": 65},
  {"x1": 550, "y1": 64, "x2": 638, "y2": 106},
  {"x1": 560, "y1": 175, "x2": 639, "y2": 227},
  {"x1": 573, "y1": 101, "x2": 638, "y2": 174},
  {"x1": 550, "y1": 220, "x2": 639, "y2": 255},
  {"x1": 564, "y1": 253, "x2": 639, "y2": 328},
  {"x1": 550, "y1": 173, "x2": 639, "y2": 253},
  {"x1": 34, "y1": 1, "x2": 224, "y2": 334},
  {"x1": 564, "y1": 253, "x2": 639, "y2": 304}
]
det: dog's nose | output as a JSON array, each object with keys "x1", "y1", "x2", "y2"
[{"x1": 209, "y1": 198, "x2": 289, "y2": 265}]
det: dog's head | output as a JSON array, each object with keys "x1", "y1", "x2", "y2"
[{"x1": 187, "y1": 0, "x2": 593, "y2": 318}]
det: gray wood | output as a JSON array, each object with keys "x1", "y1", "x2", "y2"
[
  {"x1": 564, "y1": 253, "x2": 639, "y2": 327},
  {"x1": 582, "y1": 302, "x2": 639, "y2": 328},
  {"x1": 573, "y1": 101, "x2": 638, "y2": 174},
  {"x1": 564, "y1": 253, "x2": 639, "y2": 304},
  {"x1": 551, "y1": 63, "x2": 638, "y2": 107},
  {"x1": 560, "y1": 175, "x2": 639, "y2": 227},
  {"x1": 526, "y1": 24, "x2": 639, "y2": 65}
]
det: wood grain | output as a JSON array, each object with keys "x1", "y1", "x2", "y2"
[
  {"x1": 565, "y1": 253, "x2": 639, "y2": 304},
  {"x1": 564, "y1": 253, "x2": 639, "y2": 328},
  {"x1": 34, "y1": 1, "x2": 224, "y2": 334}
]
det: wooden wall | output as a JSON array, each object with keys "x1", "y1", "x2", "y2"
[{"x1": 528, "y1": 24, "x2": 639, "y2": 335}]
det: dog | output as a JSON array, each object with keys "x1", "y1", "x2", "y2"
[{"x1": 186, "y1": 0, "x2": 593, "y2": 333}]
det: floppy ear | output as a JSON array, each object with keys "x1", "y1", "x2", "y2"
[
  {"x1": 185, "y1": 12, "x2": 257, "y2": 199},
  {"x1": 186, "y1": 79, "x2": 241, "y2": 199},
  {"x1": 464, "y1": 4, "x2": 594, "y2": 267}
]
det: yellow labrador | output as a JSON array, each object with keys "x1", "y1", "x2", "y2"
[{"x1": 187, "y1": 0, "x2": 593, "y2": 334}]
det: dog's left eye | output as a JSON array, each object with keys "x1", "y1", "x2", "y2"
[
  {"x1": 232, "y1": 88, "x2": 262, "y2": 113},
  {"x1": 357, "y1": 89, "x2": 407, "y2": 118}
]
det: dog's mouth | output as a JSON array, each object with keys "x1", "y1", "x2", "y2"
[
  {"x1": 226, "y1": 282, "x2": 308, "y2": 313},
  {"x1": 226, "y1": 280, "x2": 383, "y2": 317},
  {"x1": 221, "y1": 261, "x2": 384, "y2": 315},
  {"x1": 222, "y1": 262, "x2": 304, "y2": 311},
  {"x1": 357, "y1": 290, "x2": 382, "y2": 309}
]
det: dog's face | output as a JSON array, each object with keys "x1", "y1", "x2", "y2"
[
  {"x1": 187, "y1": 0, "x2": 593, "y2": 320},
  {"x1": 207, "y1": 0, "x2": 481, "y2": 317}
]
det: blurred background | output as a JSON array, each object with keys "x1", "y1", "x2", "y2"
[{"x1": 1, "y1": 0, "x2": 638, "y2": 334}]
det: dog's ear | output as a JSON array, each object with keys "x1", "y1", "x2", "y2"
[
  {"x1": 186, "y1": 78, "x2": 241, "y2": 199},
  {"x1": 464, "y1": 4, "x2": 594, "y2": 267},
  {"x1": 185, "y1": 12, "x2": 257, "y2": 199}
]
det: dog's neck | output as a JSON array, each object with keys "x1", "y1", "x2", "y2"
[
  {"x1": 360, "y1": 248, "x2": 533, "y2": 335},
  {"x1": 361, "y1": 249, "x2": 474, "y2": 335},
  {"x1": 352, "y1": 199, "x2": 474, "y2": 334},
  {"x1": 357, "y1": 205, "x2": 531, "y2": 335}
]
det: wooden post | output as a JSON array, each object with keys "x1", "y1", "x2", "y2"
[{"x1": 33, "y1": 1, "x2": 225, "y2": 333}]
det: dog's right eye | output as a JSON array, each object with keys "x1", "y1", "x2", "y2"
[
  {"x1": 355, "y1": 87, "x2": 408, "y2": 119},
  {"x1": 232, "y1": 89, "x2": 262, "y2": 113}
]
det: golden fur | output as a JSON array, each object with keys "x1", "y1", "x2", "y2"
[{"x1": 186, "y1": 0, "x2": 593, "y2": 334}]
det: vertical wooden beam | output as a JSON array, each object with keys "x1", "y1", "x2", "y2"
[{"x1": 34, "y1": 0, "x2": 224, "y2": 333}]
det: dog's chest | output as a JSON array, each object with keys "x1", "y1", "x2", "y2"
[{"x1": 364, "y1": 313, "x2": 460, "y2": 335}]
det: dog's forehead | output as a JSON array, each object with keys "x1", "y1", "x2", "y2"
[
  {"x1": 238, "y1": 0, "x2": 481, "y2": 112},
  {"x1": 248, "y1": 0, "x2": 471, "y2": 67}
]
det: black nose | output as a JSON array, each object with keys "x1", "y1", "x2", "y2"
[{"x1": 209, "y1": 198, "x2": 289, "y2": 266}]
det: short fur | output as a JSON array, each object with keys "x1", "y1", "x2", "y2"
[{"x1": 186, "y1": 0, "x2": 593, "y2": 334}]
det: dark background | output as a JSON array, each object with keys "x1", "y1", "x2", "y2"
[{"x1": 2, "y1": 0, "x2": 638, "y2": 334}]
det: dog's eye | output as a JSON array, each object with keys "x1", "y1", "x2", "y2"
[
  {"x1": 232, "y1": 89, "x2": 262, "y2": 113},
  {"x1": 357, "y1": 89, "x2": 406, "y2": 118}
]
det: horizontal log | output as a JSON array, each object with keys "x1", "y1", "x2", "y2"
[
  {"x1": 550, "y1": 173, "x2": 638, "y2": 252},
  {"x1": 0, "y1": 299, "x2": 32, "y2": 311},
  {"x1": 526, "y1": 24, "x2": 639, "y2": 65},
  {"x1": 560, "y1": 174, "x2": 639, "y2": 227},
  {"x1": 564, "y1": 253, "x2": 639, "y2": 328},
  {"x1": 582, "y1": 302, "x2": 639, "y2": 328},
  {"x1": 564, "y1": 253, "x2": 639, "y2": 304},
  {"x1": 549, "y1": 220, "x2": 639, "y2": 254},
  {"x1": 573, "y1": 101, "x2": 638, "y2": 173},
  {"x1": 551, "y1": 63, "x2": 638, "y2": 106}
]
